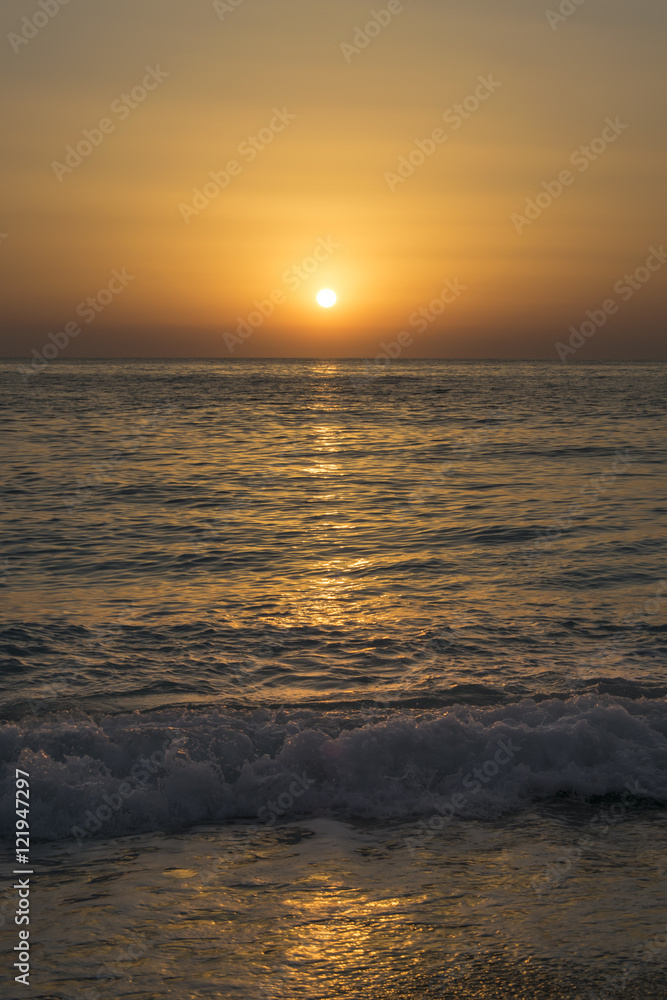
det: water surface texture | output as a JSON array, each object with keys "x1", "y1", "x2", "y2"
[{"x1": 1, "y1": 360, "x2": 666, "y2": 998}]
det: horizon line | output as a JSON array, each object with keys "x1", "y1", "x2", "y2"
[{"x1": 2, "y1": 356, "x2": 667, "y2": 364}]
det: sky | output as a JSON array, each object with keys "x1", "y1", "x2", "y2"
[{"x1": 0, "y1": 0, "x2": 665, "y2": 360}]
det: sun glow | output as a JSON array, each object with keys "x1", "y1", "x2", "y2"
[{"x1": 316, "y1": 289, "x2": 337, "y2": 308}]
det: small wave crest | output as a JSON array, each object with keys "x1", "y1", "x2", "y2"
[{"x1": 1, "y1": 694, "x2": 666, "y2": 843}]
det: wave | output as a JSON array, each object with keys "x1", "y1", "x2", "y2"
[{"x1": 1, "y1": 694, "x2": 666, "y2": 843}]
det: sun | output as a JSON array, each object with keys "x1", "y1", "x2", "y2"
[{"x1": 316, "y1": 289, "x2": 337, "y2": 308}]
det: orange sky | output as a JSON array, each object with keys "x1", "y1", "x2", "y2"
[{"x1": 1, "y1": 0, "x2": 665, "y2": 360}]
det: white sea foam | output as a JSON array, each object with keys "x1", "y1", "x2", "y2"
[{"x1": 1, "y1": 694, "x2": 666, "y2": 842}]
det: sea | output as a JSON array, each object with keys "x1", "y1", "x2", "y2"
[{"x1": 1, "y1": 359, "x2": 666, "y2": 999}]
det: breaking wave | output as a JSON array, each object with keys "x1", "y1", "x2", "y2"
[{"x1": 1, "y1": 694, "x2": 666, "y2": 842}]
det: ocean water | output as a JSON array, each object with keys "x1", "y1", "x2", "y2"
[{"x1": 1, "y1": 359, "x2": 666, "y2": 998}]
